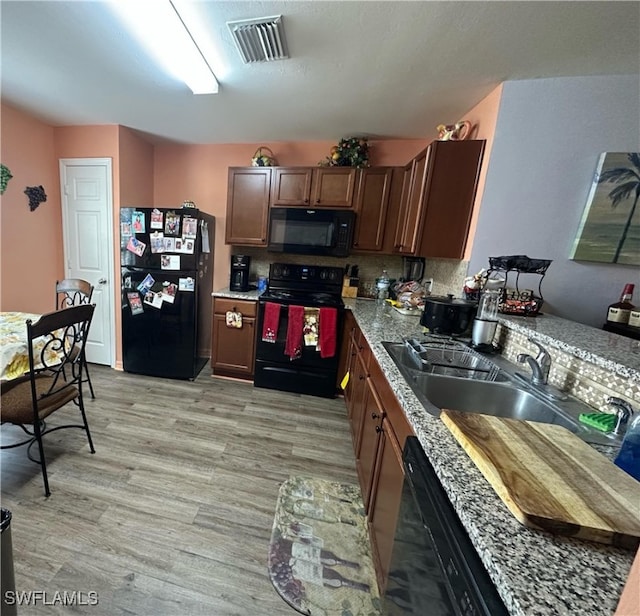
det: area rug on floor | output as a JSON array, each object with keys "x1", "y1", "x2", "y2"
[{"x1": 268, "y1": 476, "x2": 381, "y2": 616}]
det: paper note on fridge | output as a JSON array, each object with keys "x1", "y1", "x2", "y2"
[
  {"x1": 179, "y1": 277, "x2": 195, "y2": 292},
  {"x1": 161, "y1": 255, "x2": 180, "y2": 270}
]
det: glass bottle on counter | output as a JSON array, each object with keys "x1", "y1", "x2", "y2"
[
  {"x1": 376, "y1": 270, "x2": 390, "y2": 302},
  {"x1": 606, "y1": 283, "x2": 635, "y2": 325}
]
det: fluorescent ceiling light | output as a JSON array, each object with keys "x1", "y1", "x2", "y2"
[{"x1": 110, "y1": 0, "x2": 219, "y2": 95}]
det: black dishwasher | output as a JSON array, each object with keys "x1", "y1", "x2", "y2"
[{"x1": 383, "y1": 436, "x2": 509, "y2": 616}]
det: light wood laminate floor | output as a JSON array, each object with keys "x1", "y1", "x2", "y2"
[{"x1": 0, "y1": 365, "x2": 359, "y2": 615}]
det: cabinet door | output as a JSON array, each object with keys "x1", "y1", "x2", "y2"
[
  {"x1": 311, "y1": 167, "x2": 357, "y2": 207},
  {"x1": 337, "y1": 310, "x2": 356, "y2": 392},
  {"x1": 368, "y1": 418, "x2": 405, "y2": 593},
  {"x1": 418, "y1": 140, "x2": 485, "y2": 259},
  {"x1": 225, "y1": 168, "x2": 271, "y2": 245},
  {"x1": 212, "y1": 299, "x2": 257, "y2": 377},
  {"x1": 348, "y1": 350, "x2": 369, "y2": 444},
  {"x1": 393, "y1": 150, "x2": 428, "y2": 255},
  {"x1": 271, "y1": 167, "x2": 313, "y2": 205},
  {"x1": 357, "y1": 379, "x2": 384, "y2": 510},
  {"x1": 352, "y1": 168, "x2": 394, "y2": 252}
]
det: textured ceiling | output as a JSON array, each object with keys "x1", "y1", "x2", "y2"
[{"x1": 2, "y1": 1, "x2": 639, "y2": 145}]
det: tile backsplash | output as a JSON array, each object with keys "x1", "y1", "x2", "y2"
[
  {"x1": 231, "y1": 248, "x2": 469, "y2": 299},
  {"x1": 496, "y1": 324, "x2": 640, "y2": 412}
]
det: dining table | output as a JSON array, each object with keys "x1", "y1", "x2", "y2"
[{"x1": 0, "y1": 311, "x2": 46, "y2": 381}]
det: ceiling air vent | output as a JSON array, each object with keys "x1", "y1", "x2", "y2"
[{"x1": 227, "y1": 15, "x2": 288, "y2": 63}]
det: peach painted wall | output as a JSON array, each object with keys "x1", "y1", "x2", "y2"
[
  {"x1": 0, "y1": 103, "x2": 63, "y2": 312},
  {"x1": 153, "y1": 140, "x2": 427, "y2": 292},
  {"x1": 118, "y1": 127, "x2": 154, "y2": 205},
  {"x1": 460, "y1": 84, "x2": 503, "y2": 260}
]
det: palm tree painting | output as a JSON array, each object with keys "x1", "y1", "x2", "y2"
[{"x1": 571, "y1": 152, "x2": 640, "y2": 265}]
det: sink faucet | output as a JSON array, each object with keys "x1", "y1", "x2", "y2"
[
  {"x1": 605, "y1": 396, "x2": 635, "y2": 435},
  {"x1": 517, "y1": 339, "x2": 551, "y2": 386}
]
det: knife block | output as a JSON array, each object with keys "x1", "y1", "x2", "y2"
[{"x1": 342, "y1": 276, "x2": 358, "y2": 298}]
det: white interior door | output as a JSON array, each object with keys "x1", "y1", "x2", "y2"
[{"x1": 59, "y1": 158, "x2": 115, "y2": 367}]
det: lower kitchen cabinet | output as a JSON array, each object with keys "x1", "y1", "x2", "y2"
[
  {"x1": 211, "y1": 297, "x2": 257, "y2": 378},
  {"x1": 367, "y1": 416, "x2": 405, "y2": 593},
  {"x1": 342, "y1": 317, "x2": 415, "y2": 593},
  {"x1": 356, "y1": 378, "x2": 384, "y2": 509}
]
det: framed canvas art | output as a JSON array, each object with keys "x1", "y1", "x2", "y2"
[{"x1": 571, "y1": 152, "x2": 640, "y2": 265}]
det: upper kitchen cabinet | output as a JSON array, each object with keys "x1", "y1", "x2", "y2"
[
  {"x1": 225, "y1": 168, "x2": 271, "y2": 245},
  {"x1": 393, "y1": 140, "x2": 485, "y2": 259},
  {"x1": 393, "y1": 153, "x2": 427, "y2": 255},
  {"x1": 352, "y1": 167, "x2": 401, "y2": 252},
  {"x1": 271, "y1": 167, "x2": 357, "y2": 208}
]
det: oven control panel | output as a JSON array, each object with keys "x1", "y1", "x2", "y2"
[{"x1": 269, "y1": 263, "x2": 342, "y2": 284}]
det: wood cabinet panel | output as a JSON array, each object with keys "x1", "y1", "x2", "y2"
[
  {"x1": 312, "y1": 167, "x2": 357, "y2": 207},
  {"x1": 270, "y1": 168, "x2": 313, "y2": 205},
  {"x1": 348, "y1": 346, "x2": 370, "y2": 445},
  {"x1": 393, "y1": 150, "x2": 428, "y2": 254},
  {"x1": 213, "y1": 298, "x2": 257, "y2": 318},
  {"x1": 368, "y1": 418, "x2": 405, "y2": 593},
  {"x1": 225, "y1": 168, "x2": 271, "y2": 245},
  {"x1": 211, "y1": 298, "x2": 257, "y2": 378},
  {"x1": 391, "y1": 140, "x2": 485, "y2": 258},
  {"x1": 419, "y1": 140, "x2": 485, "y2": 259},
  {"x1": 343, "y1": 318, "x2": 416, "y2": 592},
  {"x1": 352, "y1": 167, "x2": 394, "y2": 252},
  {"x1": 270, "y1": 167, "x2": 357, "y2": 208},
  {"x1": 357, "y1": 380, "x2": 384, "y2": 509}
]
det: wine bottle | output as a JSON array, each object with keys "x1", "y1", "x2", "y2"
[{"x1": 606, "y1": 283, "x2": 635, "y2": 325}]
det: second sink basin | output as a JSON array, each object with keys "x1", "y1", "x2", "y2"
[{"x1": 410, "y1": 373, "x2": 578, "y2": 431}]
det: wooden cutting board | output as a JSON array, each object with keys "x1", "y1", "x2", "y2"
[{"x1": 441, "y1": 410, "x2": 640, "y2": 549}]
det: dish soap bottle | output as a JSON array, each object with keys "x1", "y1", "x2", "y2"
[
  {"x1": 614, "y1": 403, "x2": 640, "y2": 482},
  {"x1": 376, "y1": 270, "x2": 390, "y2": 302}
]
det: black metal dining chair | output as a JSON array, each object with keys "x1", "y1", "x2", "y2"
[
  {"x1": 55, "y1": 278, "x2": 95, "y2": 398},
  {"x1": 0, "y1": 304, "x2": 96, "y2": 497}
]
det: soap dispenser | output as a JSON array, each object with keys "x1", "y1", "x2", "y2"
[{"x1": 610, "y1": 397, "x2": 640, "y2": 481}]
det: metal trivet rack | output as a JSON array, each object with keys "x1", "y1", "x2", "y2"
[
  {"x1": 487, "y1": 255, "x2": 552, "y2": 317},
  {"x1": 403, "y1": 337, "x2": 500, "y2": 381}
]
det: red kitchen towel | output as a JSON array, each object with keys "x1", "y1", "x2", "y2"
[
  {"x1": 285, "y1": 305, "x2": 304, "y2": 360},
  {"x1": 319, "y1": 307, "x2": 338, "y2": 359},
  {"x1": 261, "y1": 302, "x2": 281, "y2": 343}
]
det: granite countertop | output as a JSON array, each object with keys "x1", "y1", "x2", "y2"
[
  {"x1": 212, "y1": 287, "x2": 262, "y2": 301},
  {"x1": 346, "y1": 299, "x2": 635, "y2": 616}
]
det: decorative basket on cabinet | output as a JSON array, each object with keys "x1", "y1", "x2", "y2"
[{"x1": 251, "y1": 147, "x2": 277, "y2": 167}]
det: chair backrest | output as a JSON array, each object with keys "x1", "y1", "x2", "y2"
[
  {"x1": 27, "y1": 304, "x2": 96, "y2": 399},
  {"x1": 55, "y1": 278, "x2": 94, "y2": 310}
]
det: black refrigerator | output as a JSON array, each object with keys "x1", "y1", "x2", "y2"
[{"x1": 120, "y1": 206, "x2": 215, "y2": 379}]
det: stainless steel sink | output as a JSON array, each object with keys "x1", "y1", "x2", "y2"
[
  {"x1": 410, "y1": 373, "x2": 578, "y2": 431},
  {"x1": 382, "y1": 338, "x2": 622, "y2": 447}
]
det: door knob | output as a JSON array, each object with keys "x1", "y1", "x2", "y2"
[{"x1": 98, "y1": 278, "x2": 107, "y2": 284}]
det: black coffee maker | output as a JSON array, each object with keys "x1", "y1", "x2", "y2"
[{"x1": 230, "y1": 255, "x2": 251, "y2": 292}]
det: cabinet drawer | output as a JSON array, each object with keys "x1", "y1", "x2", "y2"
[{"x1": 214, "y1": 297, "x2": 257, "y2": 317}]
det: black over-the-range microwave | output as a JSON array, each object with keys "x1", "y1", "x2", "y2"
[{"x1": 267, "y1": 207, "x2": 355, "y2": 257}]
